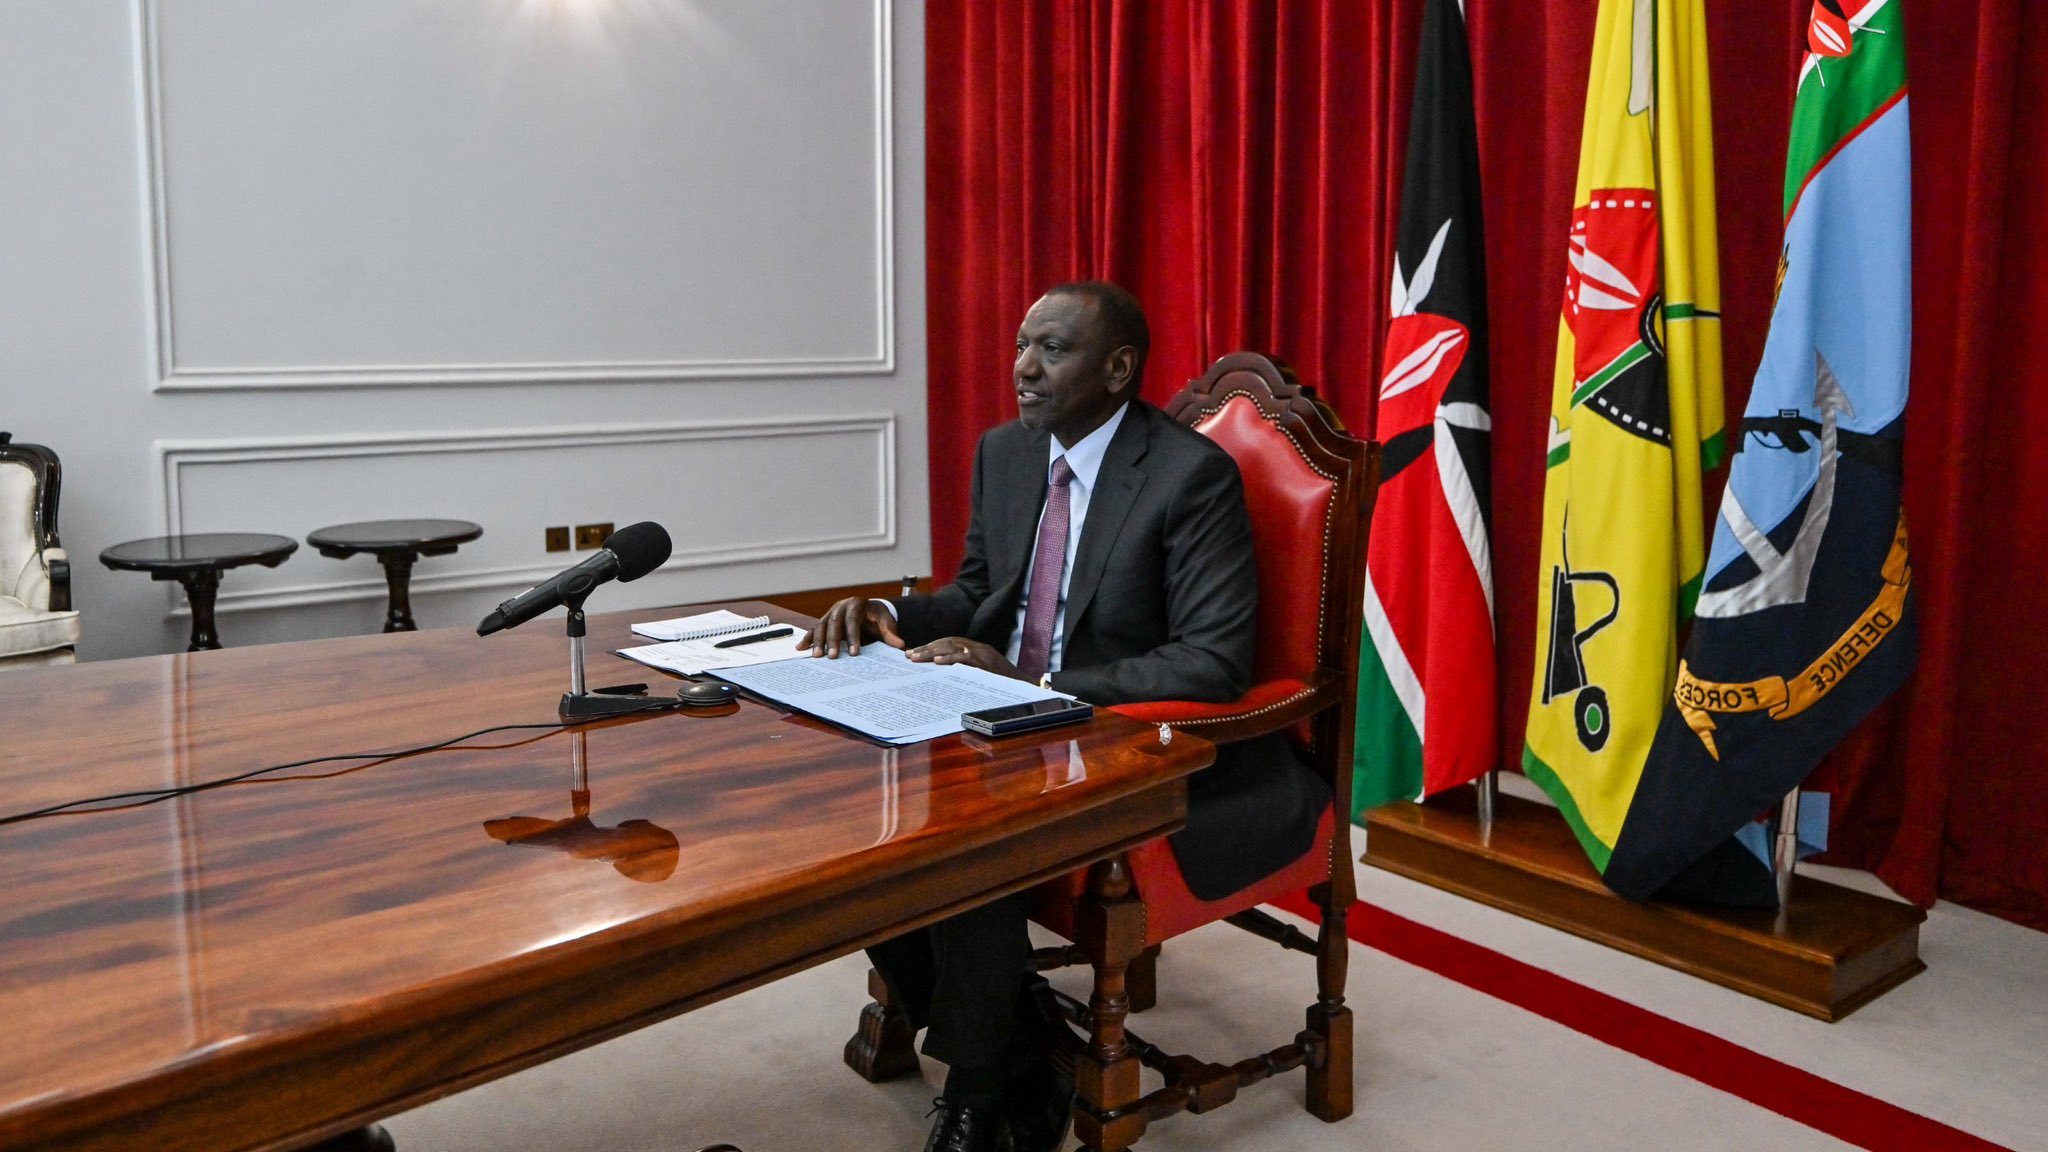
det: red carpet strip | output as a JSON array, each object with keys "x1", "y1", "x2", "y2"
[{"x1": 1269, "y1": 891, "x2": 2011, "y2": 1152}]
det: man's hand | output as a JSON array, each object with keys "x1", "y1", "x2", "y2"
[
  {"x1": 906, "y1": 636, "x2": 1027, "y2": 681},
  {"x1": 799, "y1": 596, "x2": 904, "y2": 658}
]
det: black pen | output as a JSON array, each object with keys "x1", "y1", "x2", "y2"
[{"x1": 713, "y1": 626, "x2": 796, "y2": 649}]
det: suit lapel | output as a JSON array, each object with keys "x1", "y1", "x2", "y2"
[
  {"x1": 1062, "y1": 404, "x2": 1150, "y2": 640},
  {"x1": 973, "y1": 427, "x2": 1051, "y2": 637}
]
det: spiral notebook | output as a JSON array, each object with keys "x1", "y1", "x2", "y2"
[
  {"x1": 630, "y1": 609, "x2": 772, "y2": 642},
  {"x1": 618, "y1": 609, "x2": 807, "y2": 677}
]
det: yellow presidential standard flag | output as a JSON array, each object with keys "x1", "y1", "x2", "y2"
[{"x1": 1523, "y1": 0, "x2": 1723, "y2": 875}]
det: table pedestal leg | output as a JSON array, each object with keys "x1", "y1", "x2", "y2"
[
  {"x1": 178, "y1": 568, "x2": 223, "y2": 651},
  {"x1": 301, "y1": 1124, "x2": 394, "y2": 1152},
  {"x1": 378, "y1": 553, "x2": 418, "y2": 632}
]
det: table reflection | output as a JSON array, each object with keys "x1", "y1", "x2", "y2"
[{"x1": 483, "y1": 732, "x2": 682, "y2": 882}]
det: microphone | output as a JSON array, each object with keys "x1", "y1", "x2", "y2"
[{"x1": 477, "y1": 521, "x2": 671, "y2": 636}]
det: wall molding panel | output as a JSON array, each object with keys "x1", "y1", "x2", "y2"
[
  {"x1": 155, "y1": 417, "x2": 897, "y2": 616},
  {"x1": 136, "y1": 0, "x2": 896, "y2": 392}
]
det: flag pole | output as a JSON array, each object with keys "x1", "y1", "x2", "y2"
[
  {"x1": 1773, "y1": 789, "x2": 1801, "y2": 906},
  {"x1": 1475, "y1": 768, "x2": 1498, "y2": 830}
]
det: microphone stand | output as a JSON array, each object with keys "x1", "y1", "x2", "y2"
[{"x1": 559, "y1": 592, "x2": 663, "y2": 720}]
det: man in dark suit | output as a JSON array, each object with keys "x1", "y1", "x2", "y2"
[{"x1": 803, "y1": 281, "x2": 1322, "y2": 1152}]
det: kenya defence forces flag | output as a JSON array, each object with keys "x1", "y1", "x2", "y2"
[
  {"x1": 1605, "y1": 0, "x2": 1917, "y2": 903},
  {"x1": 1354, "y1": 0, "x2": 1496, "y2": 817},
  {"x1": 1523, "y1": 0, "x2": 1725, "y2": 875}
]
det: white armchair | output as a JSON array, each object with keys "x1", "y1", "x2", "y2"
[{"x1": 0, "y1": 434, "x2": 78, "y2": 666}]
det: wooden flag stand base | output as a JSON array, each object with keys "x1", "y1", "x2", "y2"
[{"x1": 1363, "y1": 790, "x2": 1925, "y2": 1021}]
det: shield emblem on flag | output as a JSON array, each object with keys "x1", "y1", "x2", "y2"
[
  {"x1": 1377, "y1": 313, "x2": 1470, "y2": 447},
  {"x1": 1807, "y1": 0, "x2": 1853, "y2": 58},
  {"x1": 1564, "y1": 189, "x2": 1673, "y2": 445}
]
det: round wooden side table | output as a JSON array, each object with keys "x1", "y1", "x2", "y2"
[
  {"x1": 306, "y1": 518, "x2": 484, "y2": 632},
  {"x1": 99, "y1": 532, "x2": 299, "y2": 651}
]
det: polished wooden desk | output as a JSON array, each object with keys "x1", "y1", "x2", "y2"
[{"x1": 0, "y1": 603, "x2": 1212, "y2": 1152}]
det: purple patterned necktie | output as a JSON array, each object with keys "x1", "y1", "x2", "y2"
[{"x1": 1016, "y1": 456, "x2": 1075, "y2": 681}]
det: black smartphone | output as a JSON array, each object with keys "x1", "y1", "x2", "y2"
[{"x1": 960, "y1": 697, "x2": 1094, "y2": 737}]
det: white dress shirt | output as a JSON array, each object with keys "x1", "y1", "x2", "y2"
[{"x1": 876, "y1": 402, "x2": 1130, "y2": 676}]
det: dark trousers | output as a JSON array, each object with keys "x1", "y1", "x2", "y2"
[{"x1": 866, "y1": 892, "x2": 1045, "y2": 1105}]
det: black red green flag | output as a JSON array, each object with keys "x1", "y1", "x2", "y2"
[{"x1": 1354, "y1": 0, "x2": 1497, "y2": 816}]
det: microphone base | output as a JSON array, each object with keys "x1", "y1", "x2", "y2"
[{"x1": 559, "y1": 691, "x2": 672, "y2": 721}]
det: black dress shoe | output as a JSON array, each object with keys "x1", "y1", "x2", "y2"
[
  {"x1": 923, "y1": 1096, "x2": 1012, "y2": 1152},
  {"x1": 1002, "y1": 1060, "x2": 1076, "y2": 1152}
]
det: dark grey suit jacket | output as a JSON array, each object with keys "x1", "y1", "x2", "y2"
[
  {"x1": 896, "y1": 399, "x2": 1257, "y2": 706},
  {"x1": 897, "y1": 400, "x2": 1325, "y2": 899}
]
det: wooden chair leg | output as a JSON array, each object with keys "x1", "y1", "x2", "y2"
[
  {"x1": 1073, "y1": 857, "x2": 1150, "y2": 1152},
  {"x1": 1126, "y1": 943, "x2": 1161, "y2": 1013},
  {"x1": 843, "y1": 966, "x2": 920, "y2": 1082},
  {"x1": 1304, "y1": 879, "x2": 1353, "y2": 1122}
]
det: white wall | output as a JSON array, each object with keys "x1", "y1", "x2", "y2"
[{"x1": 0, "y1": 0, "x2": 928, "y2": 660}]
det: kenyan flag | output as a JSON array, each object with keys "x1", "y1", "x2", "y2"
[{"x1": 1354, "y1": 0, "x2": 1497, "y2": 817}]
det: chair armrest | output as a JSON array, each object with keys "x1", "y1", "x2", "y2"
[
  {"x1": 45, "y1": 547, "x2": 70, "y2": 612},
  {"x1": 1107, "y1": 668, "x2": 1343, "y2": 745}
]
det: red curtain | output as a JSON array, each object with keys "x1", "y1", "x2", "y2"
[
  {"x1": 925, "y1": 0, "x2": 1421, "y2": 562},
  {"x1": 925, "y1": 0, "x2": 2048, "y2": 931}
]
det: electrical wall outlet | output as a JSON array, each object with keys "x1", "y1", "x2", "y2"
[
  {"x1": 574, "y1": 522, "x2": 614, "y2": 550},
  {"x1": 544, "y1": 526, "x2": 571, "y2": 552}
]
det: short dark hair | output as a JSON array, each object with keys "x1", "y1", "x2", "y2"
[{"x1": 1046, "y1": 280, "x2": 1150, "y2": 384}]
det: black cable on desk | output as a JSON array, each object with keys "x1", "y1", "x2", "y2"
[{"x1": 0, "y1": 696, "x2": 684, "y2": 828}]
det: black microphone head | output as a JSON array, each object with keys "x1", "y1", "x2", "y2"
[{"x1": 604, "y1": 521, "x2": 671, "y2": 582}]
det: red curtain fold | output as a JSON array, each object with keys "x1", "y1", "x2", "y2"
[
  {"x1": 926, "y1": 1, "x2": 1419, "y2": 590},
  {"x1": 925, "y1": 0, "x2": 2048, "y2": 931},
  {"x1": 1844, "y1": 0, "x2": 2048, "y2": 926}
]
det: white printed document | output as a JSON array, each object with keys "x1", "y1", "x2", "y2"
[{"x1": 712, "y1": 644, "x2": 1068, "y2": 745}]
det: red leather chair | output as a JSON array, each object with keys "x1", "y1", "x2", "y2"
[{"x1": 845, "y1": 353, "x2": 1378, "y2": 1151}]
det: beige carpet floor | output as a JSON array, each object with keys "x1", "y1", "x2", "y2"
[{"x1": 381, "y1": 801, "x2": 2047, "y2": 1151}]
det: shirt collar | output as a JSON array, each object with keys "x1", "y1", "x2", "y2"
[{"x1": 1050, "y1": 401, "x2": 1128, "y2": 490}]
